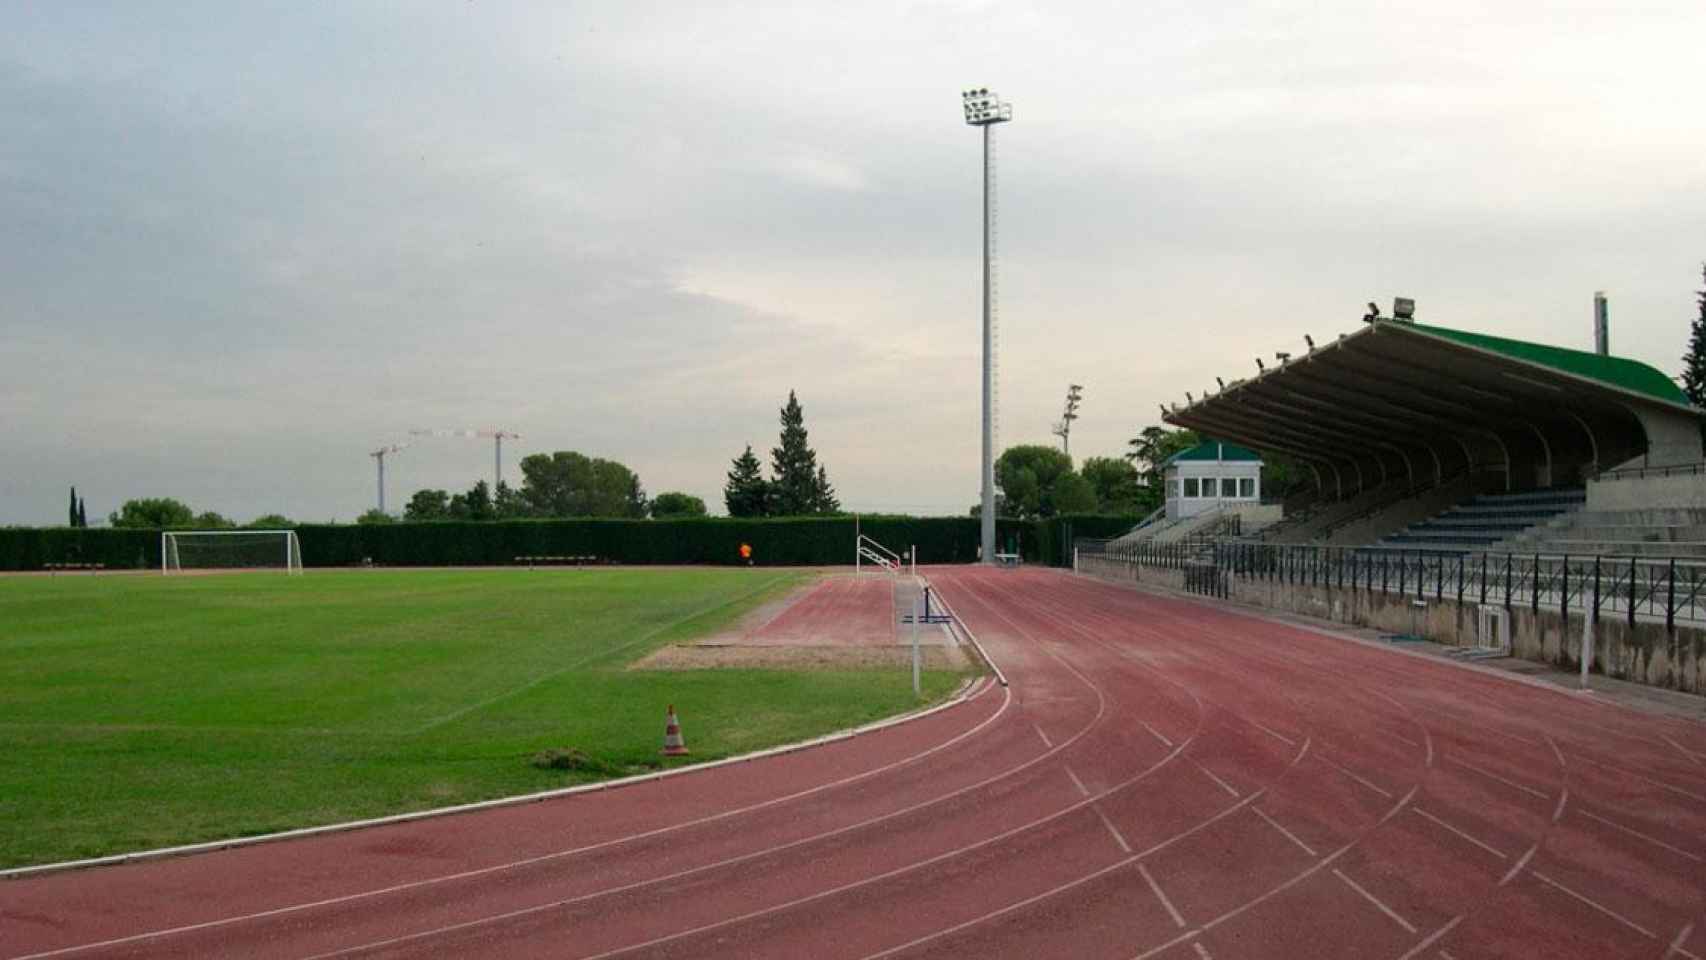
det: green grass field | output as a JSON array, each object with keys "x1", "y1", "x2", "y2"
[{"x1": 0, "y1": 569, "x2": 971, "y2": 868}]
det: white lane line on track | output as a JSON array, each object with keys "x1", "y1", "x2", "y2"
[
  {"x1": 1191, "y1": 941, "x2": 1214, "y2": 959},
  {"x1": 1141, "y1": 720, "x2": 1174, "y2": 748},
  {"x1": 1531, "y1": 870, "x2": 1657, "y2": 939},
  {"x1": 1193, "y1": 761, "x2": 1240, "y2": 798},
  {"x1": 1319, "y1": 755, "x2": 1393, "y2": 799},
  {"x1": 1446, "y1": 756, "x2": 1551, "y2": 801},
  {"x1": 1577, "y1": 808, "x2": 1703, "y2": 861},
  {"x1": 1410, "y1": 807, "x2": 1508, "y2": 860},
  {"x1": 1251, "y1": 806, "x2": 1316, "y2": 858},
  {"x1": 1065, "y1": 765, "x2": 1092, "y2": 798},
  {"x1": 15, "y1": 685, "x2": 1019, "y2": 960},
  {"x1": 1096, "y1": 806, "x2": 1133, "y2": 855},
  {"x1": 1663, "y1": 735, "x2": 1704, "y2": 766},
  {"x1": 1138, "y1": 863, "x2": 1184, "y2": 926},
  {"x1": 1246, "y1": 720, "x2": 1296, "y2": 747},
  {"x1": 1034, "y1": 724, "x2": 1053, "y2": 748},
  {"x1": 1392, "y1": 915, "x2": 1464, "y2": 960},
  {"x1": 1499, "y1": 842, "x2": 1538, "y2": 885},
  {"x1": 1667, "y1": 923, "x2": 1698, "y2": 959},
  {"x1": 1334, "y1": 868, "x2": 1417, "y2": 934}
]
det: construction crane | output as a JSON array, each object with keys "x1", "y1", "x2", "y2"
[
  {"x1": 409, "y1": 429, "x2": 522, "y2": 491},
  {"x1": 369, "y1": 442, "x2": 409, "y2": 514}
]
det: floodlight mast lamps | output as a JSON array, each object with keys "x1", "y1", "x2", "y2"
[{"x1": 962, "y1": 86, "x2": 1012, "y2": 564}]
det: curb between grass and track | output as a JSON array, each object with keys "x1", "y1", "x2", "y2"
[{"x1": 0, "y1": 672, "x2": 993, "y2": 881}]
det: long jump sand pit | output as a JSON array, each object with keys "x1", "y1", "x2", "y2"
[{"x1": 636, "y1": 573, "x2": 969, "y2": 671}]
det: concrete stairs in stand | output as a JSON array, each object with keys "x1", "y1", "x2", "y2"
[
  {"x1": 1365, "y1": 488, "x2": 1586, "y2": 556},
  {"x1": 1489, "y1": 507, "x2": 1706, "y2": 560}
]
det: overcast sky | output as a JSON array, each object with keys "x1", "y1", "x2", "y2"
[{"x1": 4, "y1": 1, "x2": 1704, "y2": 524}]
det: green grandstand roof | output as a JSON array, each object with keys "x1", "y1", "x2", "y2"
[
  {"x1": 1406, "y1": 322, "x2": 1689, "y2": 407},
  {"x1": 1163, "y1": 440, "x2": 1262, "y2": 466}
]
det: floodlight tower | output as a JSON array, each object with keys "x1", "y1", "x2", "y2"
[
  {"x1": 369, "y1": 442, "x2": 408, "y2": 514},
  {"x1": 1051, "y1": 384, "x2": 1084, "y2": 457},
  {"x1": 962, "y1": 86, "x2": 1012, "y2": 564}
]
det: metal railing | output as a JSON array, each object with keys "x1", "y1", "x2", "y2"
[
  {"x1": 1076, "y1": 537, "x2": 1706, "y2": 629},
  {"x1": 1589, "y1": 461, "x2": 1706, "y2": 482}
]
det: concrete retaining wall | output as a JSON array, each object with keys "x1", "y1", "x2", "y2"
[{"x1": 1083, "y1": 558, "x2": 1706, "y2": 695}]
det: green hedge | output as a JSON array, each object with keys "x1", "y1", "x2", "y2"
[{"x1": 0, "y1": 514, "x2": 1141, "y2": 571}]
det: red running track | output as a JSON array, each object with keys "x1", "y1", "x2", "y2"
[
  {"x1": 743, "y1": 575, "x2": 898, "y2": 647},
  {"x1": 4, "y1": 567, "x2": 1706, "y2": 959}
]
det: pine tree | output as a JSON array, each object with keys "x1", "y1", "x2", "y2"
[
  {"x1": 769, "y1": 390, "x2": 835, "y2": 515},
  {"x1": 812, "y1": 465, "x2": 840, "y2": 514},
  {"x1": 69, "y1": 487, "x2": 78, "y2": 527},
  {"x1": 77, "y1": 498, "x2": 87, "y2": 528},
  {"x1": 1686, "y1": 263, "x2": 1706, "y2": 411},
  {"x1": 724, "y1": 445, "x2": 770, "y2": 517}
]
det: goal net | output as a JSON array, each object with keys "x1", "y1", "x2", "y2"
[{"x1": 162, "y1": 530, "x2": 304, "y2": 574}]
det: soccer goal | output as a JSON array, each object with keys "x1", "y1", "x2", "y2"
[{"x1": 162, "y1": 530, "x2": 304, "y2": 574}]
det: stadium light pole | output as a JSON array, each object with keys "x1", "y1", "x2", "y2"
[{"x1": 962, "y1": 87, "x2": 1012, "y2": 564}]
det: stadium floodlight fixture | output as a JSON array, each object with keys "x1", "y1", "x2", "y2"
[
  {"x1": 961, "y1": 85, "x2": 1013, "y2": 564},
  {"x1": 1393, "y1": 297, "x2": 1416, "y2": 320},
  {"x1": 1304, "y1": 334, "x2": 1315, "y2": 351},
  {"x1": 1275, "y1": 351, "x2": 1291, "y2": 363},
  {"x1": 1185, "y1": 391, "x2": 1194, "y2": 404},
  {"x1": 1255, "y1": 357, "x2": 1265, "y2": 371},
  {"x1": 1216, "y1": 376, "x2": 1226, "y2": 390},
  {"x1": 1363, "y1": 301, "x2": 1381, "y2": 323}
]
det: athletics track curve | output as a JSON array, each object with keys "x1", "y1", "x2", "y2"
[{"x1": 4, "y1": 566, "x2": 1705, "y2": 959}]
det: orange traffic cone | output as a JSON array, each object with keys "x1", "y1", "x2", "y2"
[{"x1": 661, "y1": 704, "x2": 690, "y2": 756}]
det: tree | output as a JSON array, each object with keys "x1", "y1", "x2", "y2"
[
  {"x1": 993, "y1": 445, "x2": 1077, "y2": 519},
  {"x1": 450, "y1": 480, "x2": 494, "y2": 521},
  {"x1": 1684, "y1": 263, "x2": 1706, "y2": 418},
  {"x1": 248, "y1": 514, "x2": 295, "y2": 528},
  {"x1": 724, "y1": 444, "x2": 770, "y2": 517},
  {"x1": 493, "y1": 480, "x2": 529, "y2": 519},
  {"x1": 1125, "y1": 426, "x2": 1199, "y2": 513},
  {"x1": 1052, "y1": 473, "x2": 1099, "y2": 515},
  {"x1": 68, "y1": 486, "x2": 78, "y2": 527},
  {"x1": 356, "y1": 508, "x2": 395, "y2": 524},
  {"x1": 194, "y1": 511, "x2": 236, "y2": 529},
  {"x1": 109, "y1": 498, "x2": 195, "y2": 529},
  {"x1": 517, "y1": 451, "x2": 647, "y2": 518},
  {"x1": 404, "y1": 489, "x2": 451, "y2": 521},
  {"x1": 1079, "y1": 457, "x2": 1143, "y2": 514},
  {"x1": 770, "y1": 390, "x2": 836, "y2": 515},
  {"x1": 651, "y1": 491, "x2": 708, "y2": 518},
  {"x1": 77, "y1": 498, "x2": 86, "y2": 528}
]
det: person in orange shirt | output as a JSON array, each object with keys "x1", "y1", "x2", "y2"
[{"x1": 739, "y1": 542, "x2": 753, "y2": 566}]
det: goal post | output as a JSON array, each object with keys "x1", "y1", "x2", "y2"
[{"x1": 161, "y1": 530, "x2": 304, "y2": 574}]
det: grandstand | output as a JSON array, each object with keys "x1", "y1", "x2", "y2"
[{"x1": 1159, "y1": 313, "x2": 1705, "y2": 552}]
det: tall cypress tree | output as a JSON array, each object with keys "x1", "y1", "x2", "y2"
[
  {"x1": 69, "y1": 486, "x2": 78, "y2": 527},
  {"x1": 770, "y1": 390, "x2": 835, "y2": 516},
  {"x1": 77, "y1": 498, "x2": 87, "y2": 528},
  {"x1": 724, "y1": 445, "x2": 770, "y2": 517},
  {"x1": 1686, "y1": 263, "x2": 1706, "y2": 410}
]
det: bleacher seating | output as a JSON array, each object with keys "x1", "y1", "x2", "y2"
[
  {"x1": 1365, "y1": 489, "x2": 1586, "y2": 555},
  {"x1": 1489, "y1": 506, "x2": 1706, "y2": 560}
]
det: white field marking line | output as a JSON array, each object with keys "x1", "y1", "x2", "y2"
[
  {"x1": 1499, "y1": 842, "x2": 1539, "y2": 885},
  {"x1": 1392, "y1": 915, "x2": 1464, "y2": 960},
  {"x1": 1564, "y1": 748, "x2": 1706, "y2": 804},
  {"x1": 11, "y1": 684, "x2": 1017, "y2": 960},
  {"x1": 1393, "y1": 732, "x2": 1423, "y2": 750},
  {"x1": 1034, "y1": 723, "x2": 1053, "y2": 748},
  {"x1": 1095, "y1": 805, "x2": 1134, "y2": 854},
  {"x1": 1334, "y1": 867, "x2": 1417, "y2": 934},
  {"x1": 1545, "y1": 733, "x2": 1567, "y2": 770},
  {"x1": 1552, "y1": 786, "x2": 1569, "y2": 823},
  {"x1": 1137, "y1": 863, "x2": 1184, "y2": 927},
  {"x1": 1192, "y1": 942, "x2": 1214, "y2": 960},
  {"x1": 1318, "y1": 754, "x2": 1394, "y2": 799},
  {"x1": 1142, "y1": 720, "x2": 1175, "y2": 748},
  {"x1": 580, "y1": 737, "x2": 1204, "y2": 960},
  {"x1": 1065, "y1": 765, "x2": 1092, "y2": 798},
  {"x1": 1252, "y1": 806, "x2": 1317, "y2": 857},
  {"x1": 1576, "y1": 808, "x2": 1704, "y2": 862},
  {"x1": 1531, "y1": 870, "x2": 1658, "y2": 939},
  {"x1": 1246, "y1": 719, "x2": 1296, "y2": 747},
  {"x1": 414, "y1": 574, "x2": 794, "y2": 732},
  {"x1": 1668, "y1": 923, "x2": 1699, "y2": 960},
  {"x1": 1445, "y1": 756, "x2": 1551, "y2": 801},
  {"x1": 1663, "y1": 735, "x2": 1705, "y2": 767},
  {"x1": 1193, "y1": 760, "x2": 1240, "y2": 798},
  {"x1": 1131, "y1": 930, "x2": 1202, "y2": 960},
  {"x1": 1411, "y1": 807, "x2": 1508, "y2": 860}
]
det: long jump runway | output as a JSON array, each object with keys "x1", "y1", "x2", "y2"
[{"x1": 5, "y1": 568, "x2": 1706, "y2": 958}]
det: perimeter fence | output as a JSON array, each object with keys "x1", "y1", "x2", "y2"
[{"x1": 1075, "y1": 538, "x2": 1706, "y2": 630}]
